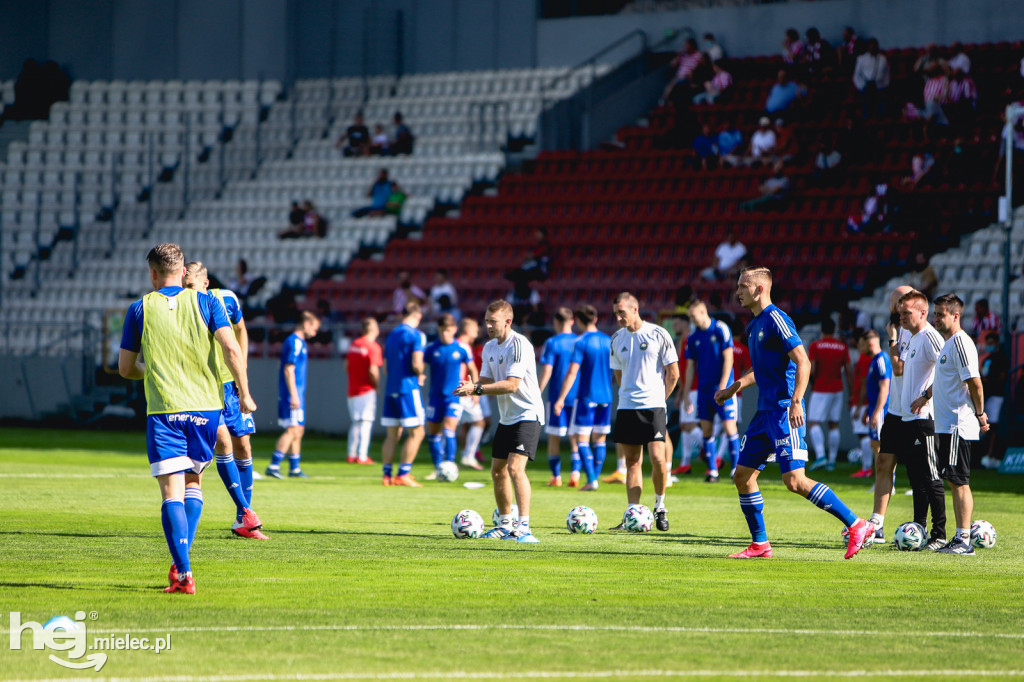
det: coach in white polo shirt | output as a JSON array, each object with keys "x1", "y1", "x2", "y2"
[
  {"x1": 455, "y1": 300, "x2": 545, "y2": 544},
  {"x1": 609, "y1": 292, "x2": 679, "y2": 532},
  {"x1": 912, "y1": 294, "x2": 988, "y2": 556},
  {"x1": 898, "y1": 289, "x2": 948, "y2": 550}
]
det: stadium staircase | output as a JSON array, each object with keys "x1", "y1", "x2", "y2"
[{"x1": 311, "y1": 41, "x2": 1017, "y2": 324}]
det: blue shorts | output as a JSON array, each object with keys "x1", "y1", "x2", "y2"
[
  {"x1": 219, "y1": 382, "x2": 255, "y2": 438},
  {"x1": 146, "y1": 411, "x2": 219, "y2": 477},
  {"x1": 737, "y1": 406, "x2": 808, "y2": 473},
  {"x1": 382, "y1": 389, "x2": 424, "y2": 428},
  {"x1": 696, "y1": 386, "x2": 737, "y2": 422},
  {"x1": 569, "y1": 399, "x2": 612, "y2": 436},
  {"x1": 278, "y1": 398, "x2": 306, "y2": 428},
  {"x1": 869, "y1": 424, "x2": 881, "y2": 442},
  {"x1": 546, "y1": 400, "x2": 571, "y2": 436},
  {"x1": 426, "y1": 396, "x2": 463, "y2": 424}
]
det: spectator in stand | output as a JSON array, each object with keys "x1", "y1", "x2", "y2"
[
  {"x1": 771, "y1": 118, "x2": 798, "y2": 171},
  {"x1": 392, "y1": 271, "x2": 426, "y2": 316},
  {"x1": 352, "y1": 169, "x2": 401, "y2": 218},
  {"x1": 765, "y1": 70, "x2": 805, "y2": 115},
  {"x1": 701, "y1": 232, "x2": 747, "y2": 280},
  {"x1": 846, "y1": 182, "x2": 889, "y2": 234},
  {"x1": 978, "y1": 331, "x2": 1008, "y2": 469},
  {"x1": 948, "y1": 42, "x2": 971, "y2": 75},
  {"x1": 335, "y1": 112, "x2": 371, "y2": 157},
  {"x1": 913, "y1": 44, "x2": 948, "y2": 81},
  {"x1": 303, "y1": 200, "x2": 328, "y2": 238},
  {"x1": 836, "y1": 26, "x2": 865, "y2": 74},
  {"x1": 507, "y1": 280, "x2": 544, "y2": 327},
  {"x1": 716, "y1": 119, "x2": 744, "y2": 167},
  {"x1": 735, "y1": 117, "x2": 776, "y2": 167},
  {"x1": 971, "y1": 299, "x2": 1001, "y2": 340},
  {"x1": 907, "y1": 252, "x2": 939, "y2": 300},
  {"x1": 507, "y1": 227, "x2": 552, "y2": 284},
  {"x1": 662, "y1": 38, "x2": 704, "y2": 104},
  {"x1": 738, "y1": 168, "x2": 791, "y2": 212},
  {"x1": 702, "y1": 33, "x2": 724, "y2": 63},
  {"x1": 812, "y1": 137, "x2": 843, "y2": 187},
  {"x1": 390, "y1": 112, "x2": 415, "y2": 155},
  {"x1": 693, "y1": 61, "x2": 733, "y2": 106},
  {"x1": 369, "y1": 124, "x2": 390, "y2": 156},
  {"x1": 853, "y1": 39, "x2": 890, "y2": 118},
  {"x1": 802, "y1": 28, "x2": 834, "y2": 77},
  {"x1": 782, "y1": 28, "x2": 804, "y2": 65},
  {"x1": 946, "y1": 68, "x2": 978, "y2": 125},
  {"x1": 901, "y1": 153, "x2": 936, "y2": 189},
  {"x1": 278, "y1": 201, "x2": 306, "y2": 238},
  {"x1": 919, "y1": 67, "x2": 951, "y2": 127},
  {"x1": 429, "y1": 269, "x2": 458, "y2": 314},
  {"x1": 692, "y1": 124, "x2": 718, "y2": 170}
]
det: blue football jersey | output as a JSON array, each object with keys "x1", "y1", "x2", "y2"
[
  {"x1": 540, "y1": 332, "x2": 578, "y2": 403},
  {"x1": 866, "y1": 350, "x2": 893, "y2": 415},
  {"x1": 571, "y1": 330, "x2": 613, "y2": 404},
  {"x1": 746, "y1": 304, "x2": 802, "y2": 411},
  {"x1": 425, "y1": 340, "x2": 470, "y2": 402},
  {"x1": 384, "y1": 323, "x2": 425, "y2": 395},
  {"x1": 279, "y1": 332, "x2": 309, "y2": 401},
  {"x1": 685, "y1": 319, "x2": 734, "y2": 389}
]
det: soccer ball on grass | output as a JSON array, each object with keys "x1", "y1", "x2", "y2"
[
  {"x1": 970, "y1": 520, "x2": 996, "y2": 549},
  {"x1": 622, "y1": 504, "x2": 654, "y2": 532},
  {"x1": 451, "y1": 510, "x2": 485, "y2": 538},
  {"x1": 437, "y1": 460, "x2": 459, "y2": 482},
  {"x1": 566, "y1": 506, "x2": 598, "y2": 534},
  {"x1": 892, "y1": 521, "x2": 927, "y2": 551}
]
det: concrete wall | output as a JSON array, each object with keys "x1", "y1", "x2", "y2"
[{"x1": 537, "y1": 0, "x2": 1024, "y2": 67}]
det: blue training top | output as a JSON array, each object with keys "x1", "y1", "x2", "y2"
[
  {"x1": 571, "y1": 330, "x2": 613, "y2": 404},
  {"x1": 279, "y1": 332, "x2": 309, "y2": 402},
  {"x1": 540, "y1": 332, "x2": 578, "y2": 403},
  {"x1": 686, "y1": 318, "x2": 735, "y2": 390},
  {"x1": 385, "y1": 323, "x2": 425, "y2": 395},
  {"x1": 425, "y1": 339, "x2": 470, "y2": 403},
  {"x1": 746, "y1": 304, "x2": 802, "y2": 411},
  {"x1": 866, "y1": 350, "x2": 893, "y2": 415}
]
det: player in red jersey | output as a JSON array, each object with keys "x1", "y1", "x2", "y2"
[
  {"x1": 346, "y1": 318, "x2": 383, "y2": 464},
  {"x1": 849, "y1": 332, "x2": 875, "y2": 477},
  {"x1": 806, "y1": 318, "x2": 853, "y2": 471}
]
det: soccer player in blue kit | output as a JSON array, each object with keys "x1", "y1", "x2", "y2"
[
  {"x1": 424, "y1": 314, "x2": 477, "y2": 479},
  {"x1": 715, "y1": 267, "x2": 872, "y2": 559},
  {"x1": 681, "y1": 299, "x2": 741, "y2": 482},
  {"x1": 267, "y1": 311, "x2": 320, "y2": 479},
  {"x1": 553, "y1": 304, "x2": 613, "y2": 491},
  {"x1": 382, "y1": 301, "x2": 426, "y2": 487},
  {"x1": 538, "y1": 308, "x2": 579, "y2": 487},
  {"x1": 119, "y1": 243, "x2": 256, "y2": 594}
]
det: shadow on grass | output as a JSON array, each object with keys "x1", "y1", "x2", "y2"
[
  {"x1": 0, "y1": 530, "x2": 152, "y2": 539},
  {"x1": 0, "y1": 581, "x2": 152, "y2": 593}
]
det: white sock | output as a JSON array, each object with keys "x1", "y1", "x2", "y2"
[
  {"x1": 358, "y1": 421, "x2": 373, "y2": 458},
  {"x1": 681, "y1": 428, "x2": 695, "y2": 467},
  {"x1": 519, "y1": 515, "x2": 530, "y2": 530},
  {"x1": 463, "y1": 425, "x2": 484, "y2": 460},
  {"x1": 498, "y1": 513, "x2": 514, "y2": 528},
  {"x1": 616, "y1": 456, "x2": 627, "y2": 474},
  {"x1": 870, "y1": 513, "x2": 884, "y2": 526},
  {"x1": 828, "y1": 428, "x2": 840, "y2": 465},
  {"x1": 347, "y1": 423, "x2": 360, "y2": 458},
  {"x1": 859, "y1": 437, "x2": 872, "y2": 470},
  {"x1": 654, "y1": 494, "x2": 665, "y2": 510},
  {"x1": 810, "y1": 425, "x2": 826, "y2": 461},
  {"x1": 957, "y1": 527, "x2": 970, "y2": 540}
]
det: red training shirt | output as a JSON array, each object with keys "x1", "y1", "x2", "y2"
[
  {"x1": 347, "y1": 336, "x2": 383, "y2": 398},
  {"x1": 851, "y1": 353, "x2": 872, "y2": 407},
  {"x1": 809, "y1": 337, "x2": 850, "y2": 393}
]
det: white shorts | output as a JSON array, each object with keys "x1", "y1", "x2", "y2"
[
  {"x1": 679, "y1": 389, "x2": 699, "y2": 425},
  {"x1": 459, "y1": 396, "x2": 485, "y2": 424},
  {"x1": 986, "y1": 396, "x2": 1003, "y2": 424},
  {"x1": 808, "y1": 391, "x2": 843, "y2": 423},
  {"x1": 278, "y1": 408, "x2": 305, "y2": 428},
  {"x1": 348, "y1": 391, "x2": 377, "y2": 422},
  {"x1": 851, "y1": 405, "x2": 869, "y2": 435}
]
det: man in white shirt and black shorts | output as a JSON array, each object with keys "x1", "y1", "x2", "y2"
[
  {"x1": 455, "y1": 300, "x2": 545, "y2": 544},
  {"x1": 898, "y1": 289, "x2": 948, "y2": 551},
  {"x1": 608, "y1": 292, "x2": 680, "y2": 531},
  {"x1": 913, "y1": 294, "x2": 989, "y2": 555}
]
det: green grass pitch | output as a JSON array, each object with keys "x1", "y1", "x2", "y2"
[{"x1": 1, "y1": 426, "x2": 1022, "y2": 681}]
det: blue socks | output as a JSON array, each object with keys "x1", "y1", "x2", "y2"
[
  {"x1": 548, "y1": 453, "x2": 562, "y2": 477},
  {"x1": 807, "y1": 483, "x2": 858, "y2": 527},
  {"x1": 184, "y1": 488, "x2": 203, "y2": 548},
  {"x1": 738, "y1": 492, "x2": 767, "y2": 543},
  {"x1": 215, "y1": 453, "x2": 248, "y2": 519},
  {"x1": 728, "y1": 434, "x2": 741, "y2": 471},
  {"x1": 236, "y1": 458, "x2": 254, "y2": 509},
  {"x1": 288, "y1": 454, "x2": 301, "y2": 473},
  {"x1": 270, "y1": 450, "x2": 285, "y2": 469},
  {"x1": 428, "y1": 434, "x2": 444, "y2": 468},
  {"x1": 570, "y1": 450, "x2": 582, "y2": 473},
  {"x1": 705, "y1": 437, "x2": 719, "y2": 474},
  {"x1": 162, "y1": 499, "x2": 191, "y2": 574},
  {"x1": 578, "y1": 443, "x2": 596, "y2": 483},
  {"x1": 444, "y1": 429, "x2": 457, "y2": 463},
  {"x1": 593, "y1": 442, "x2": 607, "y2": 476},
  {"x1": 383, "y1": 463, "x2": 393, "y2": 478},
  {"x1": 397, "y1": 463, "x2": 412, "y2": 477}
]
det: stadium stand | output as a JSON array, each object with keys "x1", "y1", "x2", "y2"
[{"x1": 310, "y1": 41, "x2": 1018, "y2": 324}]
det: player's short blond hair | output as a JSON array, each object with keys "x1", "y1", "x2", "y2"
[
  {"x1": 183, "y1": 261, "x2": 207, "y2": 288},
  {"x1": 739, "y1": 266, "x2": 773, "y2": 286},
  {"x1": 147, "y1": 243, "x2": 184, "y2": 275},
  {"x1": 458, "y1": 317, "x2": 478, "y2": 335},
  {"x1": 486, "y1": 300, "x2": 514, "y2": 319},
  {"x1": 299, "y1": 311, "x2": 320, "y2": 327},
  {"x1": 613, "y1": 292, "x2": 639, "y2": 308},
  {"x1": 360, "y1": 317, "x2": 378, "y2": 334},
  {"x1": 898, "y1": 290, "x2": 929, "y2": 310}
]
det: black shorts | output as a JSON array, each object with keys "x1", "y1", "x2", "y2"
[
  {"x1": 613, "y1": 408, "x2": 668, "y2": 446},
  {"x1": 936, "y1": 431, "x2": 973, "y2": 485},
  {"x1": 900, "y1": 418, "x2": 940, "y2": 480},
  {"x1": 879, "y1": 413, "x2": 910, "y2": 454},
  {"x1": 492, "y1": 420, "x2": 541, "y2": 461}
]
